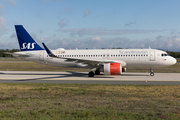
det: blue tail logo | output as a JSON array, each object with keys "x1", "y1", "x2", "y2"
[
  {"x1": 15, "y1": 25, "x2": 44, "y2": 51},
  {"x1": 21, "y1": 43, "x2": 36, "y2": 50}
]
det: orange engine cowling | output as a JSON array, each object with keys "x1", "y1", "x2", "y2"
[{"x1": 104, "y1": 63, "x2": 122, "y2": 75}]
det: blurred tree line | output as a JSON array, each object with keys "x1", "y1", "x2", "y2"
[
  {"x1": 167, "y1": 51, "x2": 180, "y2": 58},
  {"x1": 0, "y1": 49, "x2": 20, "y2": 57}
]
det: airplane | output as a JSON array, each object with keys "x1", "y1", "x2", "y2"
[{"x1": 9, "y1": 25, "x2": 177, "y2": 77}]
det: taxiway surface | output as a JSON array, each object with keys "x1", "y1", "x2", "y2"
[{"x1": 0, "y1": 71, "x2": 180, "y2": 85}]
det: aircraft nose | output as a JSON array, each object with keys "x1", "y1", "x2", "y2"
[
  {"x1": 171, "y1": 57, "x2": 177, "y2": 65},
  {"x1": 173, "y1": 58, "x2": 177, "y2": 64}
]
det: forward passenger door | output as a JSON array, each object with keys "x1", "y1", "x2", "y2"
[{"x1": 150, "y1": 51, "x2": 155, "y2": 61}]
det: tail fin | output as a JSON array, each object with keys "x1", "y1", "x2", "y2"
[{"x1": 15, "y1": 25, "x2": 44, "y2": 51}]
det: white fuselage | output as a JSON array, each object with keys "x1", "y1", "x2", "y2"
[{"x1": 14, "y1": 49, "x2": 177, "y2": 68}]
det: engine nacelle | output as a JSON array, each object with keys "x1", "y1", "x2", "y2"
[
  {"x1": 103, "y1": 63, "x2": 122, "y2": 75},
  {"x1": 122, "y1": 67, "x2": 126, "y2": 72}
]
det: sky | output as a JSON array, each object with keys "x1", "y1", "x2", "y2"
[{"x1": 1, "y1": 0, "x2": 180, "y2": 51}]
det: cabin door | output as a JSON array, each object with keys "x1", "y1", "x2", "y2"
[
  {"x1": 150, "y1": 51, "x2": 155, "y2": 61},
  {"x1": 39, "y1": 52, "x2": 44, "y2": 61}
]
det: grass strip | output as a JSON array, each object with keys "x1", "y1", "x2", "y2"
[{"x1": 0, "y1": 83, "x2": 180, "y2": 119}]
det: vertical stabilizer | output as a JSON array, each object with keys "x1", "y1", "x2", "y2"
[{"x1": 15, "y1": 25, "x2": 44, "y2": 51}]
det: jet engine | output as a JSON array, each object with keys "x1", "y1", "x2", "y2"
[
  {"x1": 122, "y1": 67, "x2": 126, "y2": 72},
  {"x1": 103, "y1": 63, "x2": 122, "y2": 75}
]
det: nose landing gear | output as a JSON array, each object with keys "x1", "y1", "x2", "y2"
[{"x1": 150, "y1": 68, "x2": 154, "y2": 76}]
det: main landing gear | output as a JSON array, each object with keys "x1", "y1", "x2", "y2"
[
  {"x1": 95, "y1": 69, "x2": 100, "y2": 75},
  {"x1": 150, "y1": 68, "x2": 154, "y2": 76},
  {"x1": 88, "y1": 69, "x2": 100, "y2": 77},
  {"x1": 88, "y1": 71, "x2": 94, "y2": 77}
]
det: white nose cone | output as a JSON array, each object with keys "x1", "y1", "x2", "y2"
[
  {"x1": 168, "y1": 57, "x2": 177, "y2": 66},
  {"x1": 172, "y1": 58, "x2": 177, "y2": 65},
  {"x1": 162, "y1": 57, "x2": 177, "y2": 66}
]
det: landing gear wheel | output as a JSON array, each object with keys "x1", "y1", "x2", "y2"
[
  {"x1": 95, "y1": 70, "x2": 100, "y2": 75},
  {"x1": 150, "y1": 68, "x2": 154, "y2": 76},
  {"x1": 150, "y1": 72, "x2": 154, "y2": 76},
  {"x1": 88, "y1": 71, "x2": 94, "y2": 77}
]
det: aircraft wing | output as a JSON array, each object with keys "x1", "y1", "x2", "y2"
[{"x1": 42, "y1": 43, "x2": 126, "y2": 66}]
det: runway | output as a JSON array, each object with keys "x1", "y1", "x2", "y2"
[{"x1": 0, "y1": 71, "x2": 180, "y2": 85}]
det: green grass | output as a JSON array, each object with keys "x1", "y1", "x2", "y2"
[
  {"x1": 0, "y1": 83, "x2": 180, "y2": 119},
  {"x1": 0, "y1": 61, "x2": 89, "y2": 72},
  {"x1": 0, "y1": 57, "x2": 25, "y2": 61}
]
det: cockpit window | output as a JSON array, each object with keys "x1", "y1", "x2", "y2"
[{"x1": 161, "y1": 53, "x2": 169, "y2": 57}]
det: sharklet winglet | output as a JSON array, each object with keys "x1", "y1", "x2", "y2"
[{"x1": 42, "y1": 43, "x2": 56, "y2": 57}]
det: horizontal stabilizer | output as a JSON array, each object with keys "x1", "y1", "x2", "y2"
[{"x1": 4, "y1": 52, "x2": 31, "y2": 57}]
